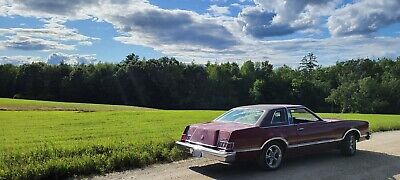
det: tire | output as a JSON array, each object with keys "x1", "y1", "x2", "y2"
[
  {"x1": 341, "y1": 133, "x2": 357, "y2": 156},
  {"x1": 257, "y1": 143, "x2": 284, "y2": 170}
]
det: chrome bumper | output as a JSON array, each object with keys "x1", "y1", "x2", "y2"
[{"x1": 175, "y1": 141, "x2": 236, "y2": 162}]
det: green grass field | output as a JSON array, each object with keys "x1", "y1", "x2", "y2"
[
  {"x1": 0, "y1": 98, "x2": 399, "y2": 179},
  {"x1": 0, "y1": 98, "x2": 153, "y2": 111}
]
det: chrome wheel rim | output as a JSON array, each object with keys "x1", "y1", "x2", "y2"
[
  {"x1": 265, "y1": 145, "x2": 282, "y2": 168},
  {"x1": 349, "y1": 135, "x2": 356, "y2": 153}
]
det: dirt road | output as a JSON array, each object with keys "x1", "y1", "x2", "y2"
[{"x1": 91, "y1": 131, "x2": 400, "y2": 180}]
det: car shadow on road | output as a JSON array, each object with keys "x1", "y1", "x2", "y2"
[{"x1": 189, "y1": 150, "x2": 400, "y2": 180}]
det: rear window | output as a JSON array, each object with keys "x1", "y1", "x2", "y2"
[{"x1": 215, "y1": 108, "x2": 264, "y2": 125}]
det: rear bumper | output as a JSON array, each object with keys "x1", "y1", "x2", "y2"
[
  {"x1": 359, "y1": 132, "x2": 371, "y2": 141},
  {"x1": 175, "y1": 141, "x2": 236, "y2": 162}
]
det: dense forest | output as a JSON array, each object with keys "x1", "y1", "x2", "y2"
[{"x1": 0, "y1": 53, "x2": 399, "y2": 114}]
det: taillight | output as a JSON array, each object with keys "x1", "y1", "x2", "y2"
[
  {"x1": 180, "y1": 126, "x2": 191, "y2": 141},
  {"x1": 180, "y1": 134, "x2": 191, "y2": 141},
  {"x1": 180, "y1": 134, "x2": 187, "y2": 141},
  {"x1": 217, "y1": 140, "x2": 234, "y2": 151}
]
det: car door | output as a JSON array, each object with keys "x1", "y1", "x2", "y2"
[
  {"x1": 260, "y1": 108, "x2": 298, "y2": 145},
  {"x1": 289, "y1": 108, "x2": 334, "y2": 145}
]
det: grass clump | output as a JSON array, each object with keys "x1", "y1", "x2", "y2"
[{"x1": 0, "y1": 142, "x2": 187, "y2": 179}]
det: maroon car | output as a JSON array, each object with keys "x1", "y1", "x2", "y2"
[{"x1": 176, "y1": 104, "x2": 371, "y2": 170}]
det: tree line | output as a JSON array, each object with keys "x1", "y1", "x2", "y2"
[{"x1": 0, "y1": 53, "x2": 399, "y2": 114}]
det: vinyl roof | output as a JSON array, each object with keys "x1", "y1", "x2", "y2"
[{"x1": 237, "y1": 104, "x2": 304, "y2": 111}]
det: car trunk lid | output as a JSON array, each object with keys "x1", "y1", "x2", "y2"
[{"x1": 186, "y1": 122, "x2": 254, "y2": 147}]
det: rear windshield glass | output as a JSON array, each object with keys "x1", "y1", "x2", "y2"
[{"x1": 215, "y1": 108, "x2": 264, "y2": 125}]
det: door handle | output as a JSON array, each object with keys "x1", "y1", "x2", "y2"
[{"x1": 297, "y1": 127, "x2": 304, "y2": 131}]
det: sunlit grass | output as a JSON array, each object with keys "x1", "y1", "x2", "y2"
[
  {"x1": 0, "y1": 110, "x2": 223, "y2": 179},
  {"x1": 318, "y1": 113, "x2": 400, "y2": 132},
  {"x1": 0, "y1": 110, "x2": 223, "y2": 152},
  {"x1": 0, "y1": 98, "x2": 153, "y2": 111}
]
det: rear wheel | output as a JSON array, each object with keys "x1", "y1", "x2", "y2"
[
  {"x1": 341, "y1": 133, "x2": 357, "y2": 156},
  {"x1": 258, "y1": 143, "x2": 284, "y2": 170}
]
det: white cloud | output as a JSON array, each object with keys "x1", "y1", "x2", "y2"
[
  {"x1": 0, "y1": 53, "x2": 97, "y2": 65},
  {"x1": 210, "y1": 0, "x2": 228, "y2": 2},
  {"x1": 231, "y1": 3, "x2": 241, "y2": 7},
  {"x1": 47, "y1": 53, "x2": 97, "y2": 64},
  {"x1": 0, "y1": 18, "x2": 98, "y2": 51},
  {"x1": 167, "y1": 35, "x2": 400, "y2": 66},
  {"x1": 208, "y1": 5, "x2": 230, "y2": 16},
  {"x1": 0, "y1": 55, "x2": 44, "y2": 65},
  {"x1": 94, "y1": 2, "x2": 240, "y2": 55},
  {"x1": 238, "y1": 0, "x2": 338, "y2": 38},
  {"x1": 253, "y1": 36, "x2": 400, "y2": 66},
  {"x1": 0, "y1": 35, "x2": 75, "y2": 51},
  {"x1": 0, "y1": 0, "x2": 99, "y2": 19},
  {"x1": 1, "y1": 0, "x2": 238, "y2": 51},
  {"x1": 256, "y1": 0, "x2": 333, "y2": 24},
  {"x1": 328, "y1": 0, "x2": 400, "y2": 36}
]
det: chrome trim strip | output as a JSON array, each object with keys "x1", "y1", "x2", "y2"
[
  {"x1": 286, "y1": 107, "x2": 293, "y2": 125},
  {"x1": 235, "y1": 137, "x2": 289, "y2": 153},
  {"x1": 176, "y1": 141, "x2": 236, "y2": 162},
  {"x1": 343, "y1": 128, "x2": 361, "y2": 138},
  {"x1": 360, "y1": 132, "x2": 371, "y2": 138},
  {"x1": 288, "y1": 138, "x2": 342, "y2": 148},
  {"x1": 262, "y1": 137, "x2": 289, "y2": 147},
  {"x1": 289, "y1": 128, "x2": 362, "y2": 148},
  {"x1": 186, "y1": 140, "x2": 217, "y2": 148},
  {"x1": 236, "y1": 148, "x2": 262, "y2": 153},
  {"x1": 236, "y1": 138, "x2": 342, "y2": 152},
  {"x1": 184, "y1": 128, "x2": 366, "y2": 154},
  {"x1": 260, "y1": 124, "x2": 294, "y2": 129},
  {"x1": 288, "y1": 128, "x2": 362, "y2": 148},
  {"x1": 176, "y1": 141, "x2": 230, "y2": 155},
  {"x1": 260, "y1": 121, "x2": 326, "y2": 129}
]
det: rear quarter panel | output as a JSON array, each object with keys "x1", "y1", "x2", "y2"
[
  {"x1": 323, "y1": 119, "x2": 369, "y2": 139},
  {"x1": 229, "y1": 125, "x2": 297, "y2": 152},
  {"x1": 229, "y1": 125, "x2": 298, "y2": 161}
]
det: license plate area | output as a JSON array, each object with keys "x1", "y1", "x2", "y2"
[{"x1": 190, "y1": 148, "x2": 202, "y2": 157}]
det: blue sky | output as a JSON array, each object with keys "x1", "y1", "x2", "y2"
[{"x1": 1, "y1": 0, "x2": 400, "y2": 66}]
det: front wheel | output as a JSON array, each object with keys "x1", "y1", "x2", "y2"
[
  {"x1": 258, "y1": 143, "x2": 284, "y2": 170},
  {"x1": 341, "y1": 133, "x2": 357, "y2": 156}
]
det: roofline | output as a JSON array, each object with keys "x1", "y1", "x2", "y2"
[{"x1": 236, "y1": 104, "x2": 304, "y2": 110}]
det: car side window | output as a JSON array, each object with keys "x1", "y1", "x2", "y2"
[
  {"x1": 290, "y1": 108, "x2": 320, "y2": 124},
  {"x1": 271, "y1": 109, "x2": 287, "y2": 125}
]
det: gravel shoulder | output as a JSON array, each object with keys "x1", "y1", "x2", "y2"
[{"x1": 89, "y1": 131, "x2": 400, "y2": 180}]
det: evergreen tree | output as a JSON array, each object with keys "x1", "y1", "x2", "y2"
[{"x1": 300, "y1": 53, "x2": 318, "y2": 72}]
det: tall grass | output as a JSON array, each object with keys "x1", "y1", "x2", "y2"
[
  {"x1": 0, "y1": 142, "x2": 187, "y2": 179},
  {"x1": 0, "y1": 110, "x2": 222, "y2": 179}
]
